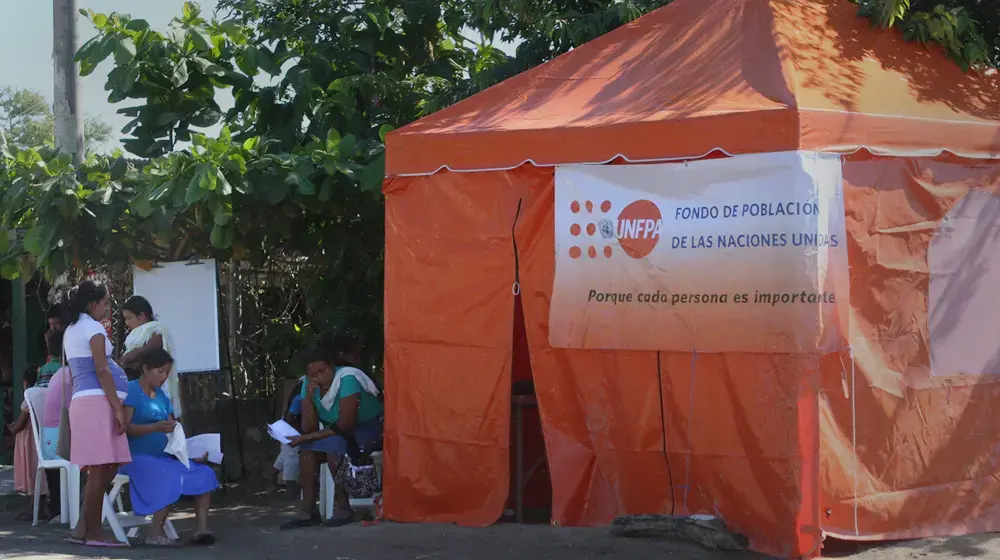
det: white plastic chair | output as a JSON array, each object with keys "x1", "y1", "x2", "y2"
[
  {"x1": 24, "y1": 387, "x2": 81, "y2": 528},
  {"x1": 102, "y1": 474, "x2": 178, "y2": 544},
  {"x1": 318, "y1": 451, "x2": 382, "y2": 520}
]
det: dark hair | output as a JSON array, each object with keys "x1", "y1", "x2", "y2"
[
  {"x1": 23, "y1": 366, "x2": 38, "y2": 387},
  {"x1": 47, "y1": 302, "x2": 69, "y2": 324},
  {"x1": 141, "y1": 348, "x2": 174, "y2": 371},
  {"x1": 321, "y1": 332, "x2": 362, "y2": 367},
  {"x1": 287, "y1": 378, "x2": 305, "y2": 412},
  {"x1": 46, "y1": 328, "x2": 64, "y2": 358},
  {"x1": 302, "y1": 344, "x2": 332, "y2": 367},
  {"x1": 122, "y1": 295, "x2": 155, "y2": 321},
  {"x1": 67, "y1": 281, "x2": 108, "y2": 324}
]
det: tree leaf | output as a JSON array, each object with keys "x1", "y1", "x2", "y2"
[
  {"x1": 187, "y1": 27, "x2": 213, "y2": 52},
  {"x1": 125, "y1": 19, "x2": 150, "y2": 32},
  {"x1": 378, "y1": 124, "x2": 395, "y2": 142},
  {"x1": 237, "y1": 46, "x2": 259, "y2": 76},
  {"x1": 190, "y1": 107, "x2": 222, "y2": 128},
  {"x1": 297, "y1": 174, "x2": 316, "y2": 196},
  {"x1": 358, "y1": 151, "x2": 386, "y2": 193},
  {"x1": 318, "y1": 176, "x2": 335, "y2": 202},
  {"x1": 185, "y1": 165, "x2": 209, "y2": 203},
  {"x1": 339, "y1": 133, "x2": 357, "y2": 156},
  {"x1": 22, "y1": 224, "x2": 53, "y2": 256},
  {"x1": 114, "y1": 37, "x2": 137, "y2": 65},
  {"x1": 210, "y1": 223, "x2": 233, "y2": 248},
  {"x1": 182, "y1": 1, "x2": 198, "y2": 21},
  {"x1": 171, "y1": 60, "x2": 190, "y2": 88}
]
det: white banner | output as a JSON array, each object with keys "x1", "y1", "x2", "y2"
[{"x1": 549, "y1": 151, "x2": 849, "y2": 353}]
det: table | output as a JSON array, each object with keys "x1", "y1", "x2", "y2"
[{"x1": 512, "y1": 394, "x2": 546, "y2": 523}]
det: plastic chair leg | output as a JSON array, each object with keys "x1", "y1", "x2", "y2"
[
  {"x1": 32, "y1": 467, "x2": 43, "y2": 526},
  {"x1": 101, "y1": 494, "x2": 129, "y2": 544},
  {"x1": 58, "y1": 468, "x2": 69, "y2": 525},
  {"x1": 318, "y1": 464, "x2": 335, "y2": 520},
  {"x1": 164, "y1": 519, "x2": 179, "y2": 540},
  {"x1": 67, "y1": 467, "x2": 81, "y2": 529}
]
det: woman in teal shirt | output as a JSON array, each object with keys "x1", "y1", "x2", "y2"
[{"x1": 282, "y1": 336, "x2": 383, "y2": 529}]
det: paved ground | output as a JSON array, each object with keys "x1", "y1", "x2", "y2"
[{"x1": 1, "y1": 467, "x2": 999, "y2": 560}]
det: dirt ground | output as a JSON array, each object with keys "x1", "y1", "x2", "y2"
[{"x1": 2, "y1": 469, "x2": 999, "y2": 560}]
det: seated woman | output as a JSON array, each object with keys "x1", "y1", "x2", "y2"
[
  {"x1": 281, "y1": 336, "x2": 383, "y2": 529},
  {"x1": 119, "y1": 349, "x2": 218, "y2": 546},
  {"x1": 9, "y1": 367, "x2": 49, "y2": 521}
]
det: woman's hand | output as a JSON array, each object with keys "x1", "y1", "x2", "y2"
[
  {"x1": 114, "y1": 407, "x2": 127, "y2": 435},
  {"x1": 287, "y1": 435, "x2": 308, "y2": 447},
  {"x1": 305, "y1": 379, "x2": 321, "y2": 395},
  {"x1": 155, "y1": 419, "x2": 178, "y2": 433},
  {"x1": 192, "y1": 452, "x2": 210, "y2": 464}
]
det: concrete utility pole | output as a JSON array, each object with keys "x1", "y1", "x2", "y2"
[{"x1": 52, "y1": 0, "x2": 85, "y2": 164}]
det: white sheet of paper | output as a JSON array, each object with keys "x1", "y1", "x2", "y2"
[
  {"x1": 267, "y1": 419, "x2": 301, "y2": 444},
  {"x1": 186, "y1": 433, "x2": 223, "y2": 464},
  {"x1": 164, "y1": 423, "x2": 190, "y2": 468}
]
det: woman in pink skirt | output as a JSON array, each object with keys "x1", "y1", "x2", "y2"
[{"x1": 63, "y1": 281, "x2": 131, "y2": 548}]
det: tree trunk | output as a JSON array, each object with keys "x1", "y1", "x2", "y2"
[{"x1": 52, "y1": 0, "x2": 84, "y2": 164}]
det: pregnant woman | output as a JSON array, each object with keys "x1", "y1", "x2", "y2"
[{"x1": 64, "y1": 281, "x2": 132, "y2": 548}]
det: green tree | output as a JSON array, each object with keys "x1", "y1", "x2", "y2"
[
  {"x1": 0, "y1": 86, "x2": 113, "y2": 151},
  {"x1": 1, "y1": 0, "x2": 671, "y2": 364},
  {"x1": 858, "y1": 0, "x2": 999, "y2": 70}
]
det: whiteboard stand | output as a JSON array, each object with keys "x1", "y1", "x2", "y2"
[
  {"x1": 138, "y1": 257, "x2": 247, "y2": 488},
  {"x1": 207, "y1": 257, "x2": 248, "y2": 485}
]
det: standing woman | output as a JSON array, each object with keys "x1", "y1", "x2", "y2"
[
  {"x1": 64, "y1": 281, "x2": 131, "y2": 548},
  {"x1": 118, "y1": 296, "x2": 181, "y2": 418}
]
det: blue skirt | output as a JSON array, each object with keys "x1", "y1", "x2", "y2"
[
  {"x1": 119, "y1": 455, "x2": 219, "y2": 515},
  {"x1": 298, "y1": 418, "x2": 382, "y2": 458}
]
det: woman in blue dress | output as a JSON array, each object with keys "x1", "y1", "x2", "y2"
[{"x1": 119, "y1": 349, "x2": 219, "y2": 546}]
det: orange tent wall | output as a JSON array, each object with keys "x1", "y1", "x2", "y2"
[{"x1": 382, "y1": 154, "x2": 1000, "y2": 558}]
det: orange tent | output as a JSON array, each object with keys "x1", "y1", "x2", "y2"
[{"x1": 381, "y1": 0, "x2": 1000, "y2": 557}]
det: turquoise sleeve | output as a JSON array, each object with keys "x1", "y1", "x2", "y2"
[{"x1": 339, "y1": 376, "x2": 363, "y2": 398}]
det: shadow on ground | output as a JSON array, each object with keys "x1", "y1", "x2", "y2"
[
  {"x1": 823, "y1": 534, "x2": 1000, "y2": 559},
  {"x1": 3, "y1": 485, "x2": 1000, "y2": 560},
  {"x1": 0, "y1": 488, "x2": 771, "y2": 560}
]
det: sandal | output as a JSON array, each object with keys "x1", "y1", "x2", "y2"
[
  {"x1": 323, "y1": 515, "x2": 355, "y2": 527},
  {"x1": 145, "y1": 535, "x2": 180, "y2": 547},
  {"x1": 190, "y1": 532, "x2": 216, "y2": 546},
  {"x1": 279, "y1": 513, "x2": 322, "y2": 531},
  {"x1": 84, "y1": 540, "x2": 129, "y2": 548}
]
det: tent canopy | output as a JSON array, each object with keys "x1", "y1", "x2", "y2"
[{"x1": 386, "y1": 0, "x2": 1000, "y2": 176}]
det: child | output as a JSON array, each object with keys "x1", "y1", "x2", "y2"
[
  {"x1": 35, "y1": 330, "x2": 62, "y2": 388},
  {"x1": 9, "y1": 366, "x2": 49, "y2": 521},
  {"x1": 273, "y1": 378, "x2": 304, "y2": 488}
]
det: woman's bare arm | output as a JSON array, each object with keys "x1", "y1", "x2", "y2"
[
  {"x1": 122, "y1": 406, "x2": 169, "y2": 437},
  {"x1": 300, "y1": 386, "x2": 319, "y2": 434},
  {"x1": 291, "y1": 394, "x2": 361, "y2": 444},
  {"x1": 91, "y1": 334, "x2": 122, "y2": 411},
  {"x1": 9, "y1": 409, "x2": 29, "y2": 434},
  {"x1": 119, "y1": 334, "x2": 163, "y2": 367},
  {"x1": 335, "y1": 395, "x2": 360, "y2": 433}
]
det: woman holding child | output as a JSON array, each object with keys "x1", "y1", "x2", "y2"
[{"x1": 281, "y1": 335, "x2": 383, "y2": 529}]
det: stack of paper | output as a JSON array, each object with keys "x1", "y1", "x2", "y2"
[
  {"x1": 187, "y1": 434, "x2": 224, "y2": 465},
  {"x1": 164, "y1": 427, "x2": 225, "y2": 468},
  {"x1": 267, "y1": 420, "x2": 301, "y2": 444}
]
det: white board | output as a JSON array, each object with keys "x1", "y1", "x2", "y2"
[{"x1": 132, "y1": 260, "x2": 221, "y2": 374}]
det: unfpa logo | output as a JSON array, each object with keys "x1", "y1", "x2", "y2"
[{"x1": 568, "y1": 199, "x2": 663, "y2": 259}]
